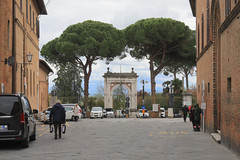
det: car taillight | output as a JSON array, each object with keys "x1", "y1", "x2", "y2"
[
  {"x1": 79, "y1": 109, "x2": 82, "y2": 113},
  {"x1": 20, "y1": 113, "x2": 25, "y2": 124}
]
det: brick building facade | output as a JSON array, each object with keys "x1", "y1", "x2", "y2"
[
  {"x1": 0, "y1": 0, "x2": 14, "y2": 94},
  {"x1": 39, "y1": 59, "x2": 53, "y2": 112},
  {"x1": 189, "y1": 0, "x2": 240, "y2": 156},
  {"x1": 0, "y1": 0, "x2": 49, "y2": 111}
]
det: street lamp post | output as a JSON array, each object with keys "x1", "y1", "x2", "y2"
[
  {"x1": 141, "y1": 79, "x2": 148, "y2": 106},
  {"x1": 17, "y1": 53, "x2": 33, "y2": 94},
  {"x1": 169, "y1": 84, "x2": 174, "y2": 108}
]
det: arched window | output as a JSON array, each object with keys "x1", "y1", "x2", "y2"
[
  {"x1": 30, "y1": 70, "x2": 32, "y2": 97},
  {"x1": 26, "y1": 0, "x2": 28, "y2": 21},
  {"x1": 7, "y1": 20, "x2": 10, "y2": 49},
  {"x1": 30, "y1": 5, "x2": 32, "y2": 26},
  {"x1": 198, "y1": 24, "x2": 200, "y2": 56},
  {"x1": 207, "y1": 0, "x2": 210, "y2": 42},
  {"x1": 225, "y1": 0, "x2": 231, "y2": 18},
  {"x1": 20, "y1": 0, "x2": 22, "y2": 10},
  {"x1": 202, "y1": 13, "x2": 204, "y2": 50}
]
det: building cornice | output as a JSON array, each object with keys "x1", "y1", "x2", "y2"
[
  {"x1": 36, "y1": 0, "x2": 47, "y2": 15},
  {"x1": 189, "y1": 0, "x2": 196, "y2": 17},
  {"x1": 39, "y1": 59, "x2": 53, "y2": 73},
  {"x1": 196, "y1": 40, "x2": 213, "y2": 62}
]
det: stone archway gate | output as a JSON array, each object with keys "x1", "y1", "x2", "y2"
[{"x1": 103, "y1": 68, "x2": 138, "y2": 117}]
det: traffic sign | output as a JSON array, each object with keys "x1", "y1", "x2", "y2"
[{"x1": 201, "y1": 102, "x2": 206, "y2": 109}]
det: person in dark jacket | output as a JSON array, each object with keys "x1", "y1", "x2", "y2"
[
  {"x1": 182, "y1": 105, "x2": 189, "y2": 122},
  {"x1": 189, "y1": 105, "x2": 195, "y2": 129},
  {"x1": 50, "y1": 100, "x2": 66, "y2": 139},
  {"x1": 193, "y1": 103, "x2": 202, "y2": 131}
]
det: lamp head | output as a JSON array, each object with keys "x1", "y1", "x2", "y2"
[{"x1": 26, "y1": 53, "x2": 33, "y2": 63}]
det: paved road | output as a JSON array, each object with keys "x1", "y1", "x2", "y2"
[{"x1": 0, "y1": 118, "x2": 239, "y2": 160}]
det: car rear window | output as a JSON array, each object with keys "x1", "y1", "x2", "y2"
[
  {"x1": 0, "y1": 96, "x2": 20, "y2": 116},
  {"x1": 64, "y1": 106, "x2": 73, "y2": 111}
]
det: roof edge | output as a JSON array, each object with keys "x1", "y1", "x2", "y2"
[
  {"x1": 36, "y1": 0, "x2": 47, "y2": 15},
  {"x1": 189, "y1": 0, "x2": 196, "y2": 17},
  {"x1": 39, "y1": 59, "x2": 53, "y2": 73}
]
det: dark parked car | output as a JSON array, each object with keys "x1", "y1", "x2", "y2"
[{"x1": 0, "y1": 94, "x2": 38, "y2": 148}]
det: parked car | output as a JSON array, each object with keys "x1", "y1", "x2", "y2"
[
  {"x1": 103, "y1": 109, "x2": 107, "y2": 118},
  {"x1": 62, "y1": 104, "x2": 82, "y2": 121},
  {"x1": 90, "y1": 107, "x2": 103, "y2": 119},
  {"x1": 174, "y1": 112, "x2": 182, "y2": 118},
  {"x1": 160, "y1": 107, "x2": 166, "y2": 118},
  {"x1": 0, "y1": 94, "x2": 38, "y2": 148},
  {"x1": 105, "y1": 108, "x2": 114, "y2": 118},
  {"x1": 39, "y1": 107, "x2": 52, "y2": 124},
  {"x1": 136, "y1": 109, "x2": 150, "y2": 118}
]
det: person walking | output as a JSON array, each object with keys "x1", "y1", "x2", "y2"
[
  {"x1": 82, "y1": 108, "x2": 86, "y2": 118},
  {"x1": 188, "y1": 105, "x2": 192, "y2": 121},
  {"x1": 73, "y1": 104, "x2": 80, "y2": 121},
  {"x1": 121, "y1": 109, "x2": 125, "y2": 118},
  {"x1": 193, "y1": 103, "x2": 202, "y2": 131},
  {"x1": 182, "y1": 105, "x2": 189, "y2": 122},
  {"x1": 50, "y1": 100, "x2": 66, "y2": 139},
  {"x1": 189, "y1": 105, "x2": 195, "y2": 129}
]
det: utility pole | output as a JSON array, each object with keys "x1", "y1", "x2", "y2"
[{"x1": 141, "y1": 79, "x2": 148, "y2": 106}]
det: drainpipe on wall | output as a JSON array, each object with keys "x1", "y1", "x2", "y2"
[{"x1": 12, "y1": 0, "x2": 16, "y2": 94}]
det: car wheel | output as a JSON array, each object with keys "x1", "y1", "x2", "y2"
[
  {"x1": 30, "y1": 125, "x2": 36, "y2": 141},
  {"x1": 75, "y1": 116, "x2": 79, "y2": 121},
  {"x1": 71, "y1": 116, "x2": 74, "y2": 121}
]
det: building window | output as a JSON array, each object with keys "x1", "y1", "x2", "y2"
[
  {"x1": 30, "y1": 5, "x2": 32, "y2": 26},
  {"x1": 26, "y1": 0, "x2": 28, "y2": 21},
  {"x1": 33, "y1": 12, "x2": 35, "y2": 31},
  {"x1": 30, "y1": 70, "x2": 32, "y2": 96},
  {"x1": 225, "y1": 0, "x2": 231, "y2": 18},
  {"x1": 208, "y1": 82, "x2": 210, "y2": 93},
  {"x1": 26, "y1": 69, "x2": 28, "y2": 96},
  {"x1": 227, "y1": 77, "x2": 231, "y2": 93},
  {"x1": 207, "y1": 0, "x2": 210, "y2": 42},
  {"x1": 198, "y1": 24, "x2": 200, "y2": 56},
  {"x1": 36, "y1": 19, "x2": 40, "y2": 38},
  {"x1": 7, "y1": 20, "x2": 10, "y2": 49},
  {"x1": 33, "y1": 71, "x2": 35, "y2": 96},
  {"x1": 20, "y1": 0, "x2": 22, "y2": 10},
  {"x1": 202, "y1": 13, "x2": 204, "y2": 50}
]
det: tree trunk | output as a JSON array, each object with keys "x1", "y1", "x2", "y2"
[
  {"x1": 150, "y1": 58, "x2": 156, "y2": 105},
  {"x1": 186, "y1": 73, "x2": 189, "y2": 91},
  {"x1": 173, "y1": 70, "x2": 177, "y2": 80},
  {"x1": 83, "y1": 74, "x2": 89, "y2": 110},
  {"x1": 83, "y1": 60, "x2": 93, "y2": 110}
]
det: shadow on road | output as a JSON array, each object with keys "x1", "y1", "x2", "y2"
[{"x1": 0, "y1": 141, "x2": 27, "y2": 150}]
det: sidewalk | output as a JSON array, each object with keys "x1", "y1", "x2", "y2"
[{"x1": 153, "y1": 118, "x2": 240, "y2": 160}]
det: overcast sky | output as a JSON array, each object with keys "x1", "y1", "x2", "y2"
[{"x1": 40, "y1": 0, "x2": 196, "y2": 95}]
